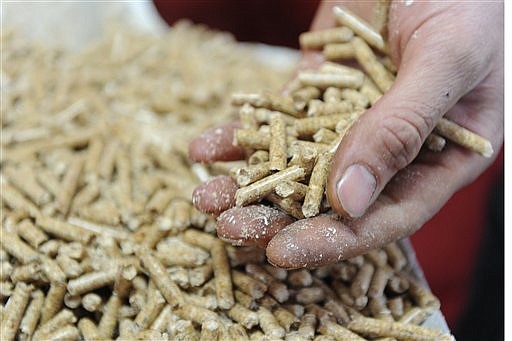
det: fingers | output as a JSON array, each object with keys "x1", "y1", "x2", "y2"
[
  {"x1": 267, "y1": 156, "x2": 462, "y2": 269},
  {"x1": 192, "y1": 175, "x2": 237, "y2": 216},
  {"x1": 217, "y1": 205, "x2": 294, "y2": 248},
  {"x1": 188, "y1": 121, "x2": 245, "y2": 163},
  {"x1": 326, "y1": 23, "x2": 493, "y2": 219},
  {"x1": 192, "y1": 176, "x2": 294, "y2": 248}
]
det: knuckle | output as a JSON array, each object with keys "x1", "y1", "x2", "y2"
[{"x1": 379, "y1": 113, "x2": 429, "y2": 171}]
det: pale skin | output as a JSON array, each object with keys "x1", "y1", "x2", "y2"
[{"x1": 189, "y1": 1, "x2": 503, "y2": 269}]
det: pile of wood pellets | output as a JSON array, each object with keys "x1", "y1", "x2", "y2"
[
  {"x1": 230, "y1": 5, "x2": 493, "y2": 220},
  {"x1": 1, "y1": 14, "x2": 455, "y2": 341}
]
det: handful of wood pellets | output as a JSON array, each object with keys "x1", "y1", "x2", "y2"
[
  {"x1": 230, "y1": 5, "x2": 493, "y2": 220},
  {"x1": 1, "y1": 14, "x2": 456, "y2": 341}
]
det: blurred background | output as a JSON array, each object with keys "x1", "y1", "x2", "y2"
[{"x1": 2, "y1": 1, "x2": 503, "y2": 339}]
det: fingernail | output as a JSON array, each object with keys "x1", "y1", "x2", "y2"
[{"x1": 336, "y1": 164, "x2": 376, "y2": 218}]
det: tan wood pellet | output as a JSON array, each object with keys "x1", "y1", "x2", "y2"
[
  {"x1": 319, "y1": 318, "x2": 367, "y2": 341},
  {"x1": 294, "y1": 114, "x2": 347, "y2": 137},
  {"x1": 135, "y1": 246, "x2": 184, "y2": 307},
  {"x1": 175, "y1": 303, "x2": 220, "y2": 325},
  {"x1": 359, "y1": 76, "x2": 383, "y2": 105},
  {"x1": 425, "y1": 133, "x2": 447, "y2": 152},
  {"x1": 274, "y1": 306, "x2": 300, "y2": 331},
  {"x1": 302, "y1": 151, "x2": 334, "y2": 218},
  {"x1": 387, "y1": 274, "x2": 410, "y2": 294},
  {"x1": 189, "y1": 263, "x2": 214, "y2": 287},
  {"x1": 78, "y1": 317, "x2": 102, "y2": 341},
  {"x1": 267, "y1": 193, "x2": 305, "y2": 219},
  {"x1": 232, "y1": 91, "x2": 304, "y2": 118},
  {"x1": 235, "y1": 165, "x2": 306, "y2": 207},
  {"x1": 16, "y1": 219, "x2": 49, "y2": 249},
  {"x1": 134, "y1": 286, "x2": 166, "y2": 329},
  {"x1": 1, "y1": 230, "x2": 40, "y2": 264},
  {"x1": 19, "y1": 289, "x2": 45, "y2": 341},
  {"x1": 369, "y1": 296, "x2": 394, "y2": 321},
  {"x1": 228, "y1": 323, "x2": 250, "y2": 340},
  {"x1": 383, "y1": 242, "x2": 407, "y2": 271},
  {"x1": 246, "y1": 263, "x2": 290, "y2": 303},
  {"x1": 232, "y1": 270, "x2": 268, "y2": 299},
  {"x1": 365, "y1": 249, "x2": 388, "y2": 267},
  {"x1": 352, "y1": 36, "x2": 395, "y2": 92},
  {"x1": 234, "y1": 289, "x2": 257, "y2": 310},
  {"x1": 351, "y1": 263, "x2": 375, "y2": 298},
  {"x1": 44, "y1": 324, "x2": 80, "y2": 341},
  {"x1": 71, "y1": 182, "x2": 100, "y2": 211},
  {"x1": 298, "y1": 72, "x2": 364, "y2": 89},
  {"x1": 323, "y1": 43, "x2": 355, "y2": 60},
  {"x1": 348, "y1": 316, "x2": 443, "y2": 341},
  {"x1": 248, "y1": 150, "x2": 270, "y2": 165},
  {"x1": 435, "y1": 117, "x2": 493, "y2": 157},
  {"x1": 296, "y1": 287, "x2": 326, "y2": 305},
  {"x1": 324, "y1": 299, "x2": 351, "y2": 324},
  {"x1": 79, "y1": 201, "x2": 121, "y2": 227},
  {"x1": 211, "y1": 240, "x2": 235, "y2": 309},
  {"x1": 200, "y1": 319, "x2": 220, "y2": 341},
  {"x1": 319, "y1": 62, "x2": 366, "y2": 79},
  {"x1": 227, "y1": 303, "x2": 259, "y2": 329},
  {"x1": 258, "y1": 306, "x2": 286, "y2": 339},
  {"x1": 297, "y1": 313, "x2": 317, "y2": 340},
  {"x1": 67, "y1": 268, "x2": 117, "y2": 296},
  {"x1": 269, "y1": 113, "x2": 288, "y2": 171},
  {"x1": 313, "y1": 128, "x2": 339, "y2": 145},
  {"x1": 368, "y1": 267, "x2": 392, "y2": 298},
  {"x1": 1, "y1": 183, "x2": 40, "y2": 219},
  {"x1": 81, "y1": 292, "x2": 103, "y2": 312},
  {"x1": 10, "y1": 262, "x2": 44, "y2": 283},
  {"x1": 235, "y1": 129, "x2": 271, "y2": 150},
  {"x1": 406, "y1": 276, "x2": 441, "y2": 309},
  {"x1": 182, "y1": 229, "x2": 217, "y2": 250},
  {"x1": 387, "y1": 296, "x2": 404, "y2": 320},
  {"x1": 36, "y1": 215, "x2": 94, "y2": 244},
  {"x1": 300, "y1": 27, "x2": 354, "y2": 49},
  {"x1": 235, "y1": 162, "x2": 273, "y2": 187},
  {"x1": 4, "y1": 166, "x2": 51, "y2": 206},
  {"x1": 307, "y1": 99, "x2": 354, "y2": 116},
  {"x1": 1, "y1": 282, "x2": 32, "y2": 341},
  {"x1": 56, "y1": 156, "x2": 83, "y2": 215},
  {"x1": 4, "y1": 208, "x2": 30, "y2": 229},
  {"x1": 34, "y1": 308, "x2": 76, "y2": 340},
  {"x1": 340, "y1": 88, "x2": 370, "y2": 108},
  {"x1": 333, "y1": 6, "x2": 386, "y2": 52},
  {"x1": 63, "y1": 293, "x2": 81, "y2": 309},
  {"x1": 292, "y1": 86, "x2": 322, "y2": 111}
]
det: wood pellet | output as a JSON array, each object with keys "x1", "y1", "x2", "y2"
[{"x1": 0, "y1": 17, "x2": 454, "y2": 341}]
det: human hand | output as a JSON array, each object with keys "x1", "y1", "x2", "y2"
[{"x1": 189, "y1": 1, "x2": 503, "y2": 269}]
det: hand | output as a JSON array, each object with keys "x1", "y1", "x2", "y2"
[{"x1": 189, "y1": 1, "x2": 503, "y2": 269}]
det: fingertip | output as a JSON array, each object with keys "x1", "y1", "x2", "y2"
[
  {"x1": 192, "y1": 175, "x2": 237, "y2": 216},
  {"x1": 188, "y1": 121, "x2": 245, "y2": 163},
  {"x1": 266, "y1": 215, "x2": 359, "y2": 269},
  {"x1": 217, "y1": 205, "x2": 293, "y2": 249}
]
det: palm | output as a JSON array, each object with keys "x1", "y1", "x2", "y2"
[{"x1": 189, "y1": 1, "x2": 502, "y2": 269}]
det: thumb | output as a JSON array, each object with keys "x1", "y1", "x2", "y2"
[{"x1": 326, "y1": 29, "x2": 488, "y2": 219}]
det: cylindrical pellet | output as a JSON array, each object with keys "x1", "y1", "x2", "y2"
[
  {"x1": 258, "y1": 306, "x2": 286, "y2": 339},
  {"x1": 333, "y1": 6, "x2": 386, "y2": 52},
  {"x1": 1, "y1": 282, "x2": 32, "y2": 341},
  {"x1": 299, "y1": 27, "x2": 354, "y2": 49},
  {"x1": 435, "y1": 117, "x2": 493, "y2": 157}
]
